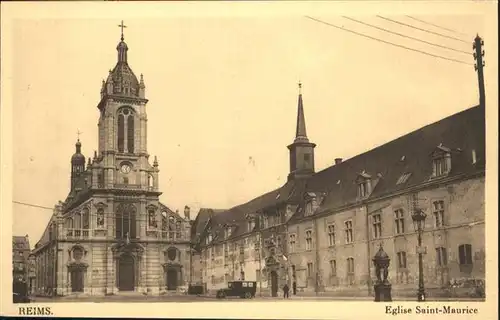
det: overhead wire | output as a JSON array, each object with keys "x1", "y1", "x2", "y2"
[
  {"x1": 405, "y1": 15, "x2": 472, "y2": 37},
  {"x1": 341, "y1": 16, "x2": 470, "y2": 55},
  {"x1": 376, "y1": 15, "x2": 470, "y2": 43},
  {"x1": 304, "y1": 16, "x2": 473, "y2": 66},
  {"x1": 13, "y1": 201, "x2": 54, "y2": 210}
]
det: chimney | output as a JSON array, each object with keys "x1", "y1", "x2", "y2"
[
  {"x1": 184, "y1": 205, "x2": 191, "y2": 220},
  {"x1": 334, "y1": 158, "x2": 343, "y2": 165}
]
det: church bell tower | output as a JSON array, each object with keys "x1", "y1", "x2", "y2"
[
  {"x1": 287, "y1": 82, "x2": 316, "y2": 181},
  {"x1": 94, "y1": 21, "x2": 159, "y2": 192}
]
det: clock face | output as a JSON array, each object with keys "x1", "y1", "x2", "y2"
[{"x1": 121, "y1": 164, "x2": 131, "y2": 174}]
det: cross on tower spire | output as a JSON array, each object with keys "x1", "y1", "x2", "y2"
[
  {"x1": 118, "y1": 20, "x2": 127, "y2": 41},
  {"x1": 76, "y1": 129, "x2": 83, "y2": 141}
]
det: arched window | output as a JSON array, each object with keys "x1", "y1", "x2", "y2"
[
  {"x1": 115, "y1": 204, "x2": 137, "y2": 239},
  {"x1": 175, "y1": 220, "x2": 182, "y2": 239},
  {"x1": 72, "y1": 247, "x2": 84, "y2": 261},
  {"x1": 74, "y1": 212, "x2": 82, "y2": 229},
  {"x1": 96, "y1": 209, "x2": 105, "y2": 227},
  {"x1": 148, "y1": 174, "x2": 154, "y2": 188},
  {"x1": 117, "y1": 114, "x2": 124, "y2": 152},
  {"x1": 117, "y1": 107, "x2": 135, "y2": 154},
  {"x1": 127, "y1": 115, "x2": 134, "y2": 153},
  {"x1": 168, "y1": 216, "x2": 175, "y2": 239},
  {"x1": 82, "y1": 208, "x2": 90, "y2": 229},
  {"x1": 148, "y1": 209, "x2": 157, "y2": 228}
]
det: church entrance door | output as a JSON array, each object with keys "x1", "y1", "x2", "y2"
[
  {"x1": 270, "y1": 271, "x2": 278, "y2": 297},
  {"x1": 166, "y1": 269, "x2": 178, "y2": 290},
  {"x1": 70, "y1": 270, "x2": 84, "y2": 292},
  {"x1": 118, "y1": 254, "x2": 135, "y2": 291}
]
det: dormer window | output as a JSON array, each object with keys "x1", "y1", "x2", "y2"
[
  {"x1": 247, "y1": 220, "x2": 255, "y2": 232},
  {"x1": 356, "y1": 171, "x2": 372, "y2": 199},
  {"x1": 224, "y1": 227, "x2": 232, "y2": 239},
  {"x1": 431, "y1": 144, "x2": 452, "y2": 178},
  {"x1": 305, "y1": 200, "x2": 313, "y2": 216},
  {"x1": 304, "y1": 192, "x2": 319, "y2": 216}
]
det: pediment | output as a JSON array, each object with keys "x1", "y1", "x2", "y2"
[
  {"x1": 356, "y1": 171, "x2": 372, "y2": 182},
  {"x1": 431, "y1": 144, "x2": 451, "y2": 157},
  {"x1": 93, "y1": 201, "x2": 109, "y2": 209}
]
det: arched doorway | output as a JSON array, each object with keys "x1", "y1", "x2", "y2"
[
  {"x1": 166, "y1": 268, "x2": 178, "y2": 290},
  {"x1": 118, "y1": 254, "x2": 135, "y2": 291},
  {"x1": 270, "y1": 271, "x2": 278, "y2": 297}
]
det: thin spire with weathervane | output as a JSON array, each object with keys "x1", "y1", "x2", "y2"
[{"x1": 294, "y1": 81, "x2": 309, "y2": 143}]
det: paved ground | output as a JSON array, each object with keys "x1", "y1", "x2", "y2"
[{"x1": 28, "y1": 294, "x2": 484, "y2": 303}]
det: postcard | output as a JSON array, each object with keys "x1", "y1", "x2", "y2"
[{"x1": 1, "y1": 1, "x2": 498, "y2": 319}]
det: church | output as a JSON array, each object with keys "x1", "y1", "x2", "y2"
[
  {"x1": 30, "y1": 23, "x2": 486, "y2": 299},
  {"x1": 30, "y1": 25, "x2": 192, "y2": 297}
]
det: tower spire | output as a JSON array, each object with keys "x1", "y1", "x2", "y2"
[
  {"x1": 287, "y1": 81, "x2": 316, "y2": 181},
  {"x1": 295, "y1": 81, "x2": 309, "y2": 143}
]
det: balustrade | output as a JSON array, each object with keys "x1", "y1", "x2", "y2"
[{"x1": 65, "y1": 228, "x2": 90, "y2": 239}]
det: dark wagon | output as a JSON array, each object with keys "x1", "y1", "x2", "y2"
[{"x1": 216, "y1": 281, "x2": 257, "y2": 299}]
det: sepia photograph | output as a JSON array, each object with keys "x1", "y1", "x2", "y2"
[{"x1": 1, "y1": 1, "x2": 497, "y2": 319}]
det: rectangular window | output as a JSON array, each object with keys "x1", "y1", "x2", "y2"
[
  {"x1": 436, "y1": 247, "x2": 448, "y2": 266},
  {"x1": 458, "y1": 244, "x2": 473, "y2": 265},
  {"x1": 329, "y1": 260, "x2": 337, "y2": 277},
  {"x1": 359, "y1": 182, "x2": 367, "y2": 198},
  {"x1": 372, "y1": 214, "x2": 382, "y2": 239},
  {"x1": 433, "y1": 158, "x2": 448, "y2": 176},
  {"x1": 344, "y1": 220, "x2": 353, "y2": 244},
  {"x1": 305, "y1": 230, "x2": 313, "y2": 250},
  {"x1": 433, "y1": 200, "x2": 445, "y2": 228},
  {"x1": 394, "y1": 209, "x2": 405, "y2": 234},
  {"x1": 396, "y1": 251, "x2": 407, "y2": 269},
  {"x1": 347, "y1": 257, "x2": 354, "y2": 274},
  {"x1": 123, "y1": 177, "x2": 129, "y2": 185},
  {"x1": 307, "y1": 262, "x2": 313, "y2": 277},
  {"x1": 289, "y1": 234, "x2": 296, "y2": 253},
  {"x1": 224, "y1": 245, "x2": 229, "y2": 264},
  {"x1": 327, "y1": 224, "x2": 336, "y2": 246}
]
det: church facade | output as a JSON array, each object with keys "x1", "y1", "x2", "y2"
[{"x1": 30, "y1": 31, "x2": 192, "y2": 297}]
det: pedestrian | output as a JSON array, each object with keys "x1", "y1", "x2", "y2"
[
  {"x1": 292, "y1": 281, "x2": 297, "y2": 295},
  {"x1": 283, "y1": 283, "x2": 290, "y2": 299}
]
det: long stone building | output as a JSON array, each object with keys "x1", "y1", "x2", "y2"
[
  {"x1": 30, "y1": 31, "x2": 192, "y2": 297},
  {"x1": 189, "y1": 90, "x2": 485, "y2": 298}
]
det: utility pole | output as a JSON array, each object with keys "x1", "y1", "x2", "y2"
[{"x1": 473, "y1": 34, "x2": 486, "y2": 107}]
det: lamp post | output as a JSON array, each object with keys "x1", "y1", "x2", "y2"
[{"x1": 412, "y1": 208, "x2": 427, "y2": 302}]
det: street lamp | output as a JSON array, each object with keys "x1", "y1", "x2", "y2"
[{"x1": 411, "y1": 208, "x2": 427, "y2": 302}]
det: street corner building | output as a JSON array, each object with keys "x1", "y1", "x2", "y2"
[
  {"x1": 30, "y1": 33, "x2": 193, "y2": 297},
  {"x1": 188, "y1": 94, "x2": 486, "y2": 298},
  {"x1": 13, "y1": 235, "x2": 33, "y2": 283},
  {"x1": 29, "y1": 28, "x2": 486, "y2": 300}
]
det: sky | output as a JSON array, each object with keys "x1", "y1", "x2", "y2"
[{"x1": 8, "y1": 13, "x2": 487, "y2": 248}]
